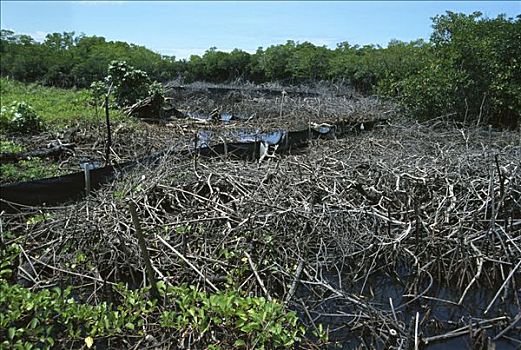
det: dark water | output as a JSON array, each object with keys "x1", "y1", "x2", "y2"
[
  {"x1": 425, "y1": 336, "x2": 518, "y2": 350},
  {"x1": 295, "y1": 268, "x2": 520, "y2": 349}
]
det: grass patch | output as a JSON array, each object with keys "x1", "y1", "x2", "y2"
[
  {"x1": 0, "y1": 141, "x2": 64, "y2": 183},
  {"x1": 0, "y1": 140, "x2": 25, "y2": 153},
  {"x1": 0, "y1": 140, "x2": 65, "y2": 184},
  {"x1": 0, "y1": 159, "x2": 64, "y2": 184},
  {"x1": 0, "y1": 78, "x2": 125, "y2": 128}
]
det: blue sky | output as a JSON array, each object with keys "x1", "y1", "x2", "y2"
[{"x1": 1, "y1": 1, "x2": 519, "y2": 59}]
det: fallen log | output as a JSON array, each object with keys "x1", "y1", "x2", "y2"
[{"x1": 0, "y1": 143, "x2": 75, "y2": 164}]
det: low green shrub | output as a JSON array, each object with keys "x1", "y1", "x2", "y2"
[
  {"x1": 107, "y1": 61, "x2": 152, "y2": 107},
  {"x1": 0, "y1": 244, "x2": 304, "y2": 349},
  {"x1": 0, "y1": 101, "x2": 46, "y2": 134},
  {"x1": 90, "y1": 61, "x2": 165, "y2": 118},
  {"x1": 158, "y1": 282, "x2": 303, "y2": 349}
]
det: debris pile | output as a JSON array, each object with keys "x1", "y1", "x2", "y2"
[{"x1": 4, "y1": 120, "x2": 520, "y2": 348}]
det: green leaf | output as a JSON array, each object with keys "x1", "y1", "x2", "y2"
[
  {"x1": 8, "y1": 327, "x2": 15, "y2": 340},
  {"x1": 156, "y1": 281, "x2": 166, "y2": 292},
  {"x1": 26, "y1": 301, "x2": 34, "y2": 311},
  {"x1": 234, "y1": 339, "x2": 246, "y2": 347},
  {"x1": 47, "y1": 337, "x2": 55, "y2": 346}
]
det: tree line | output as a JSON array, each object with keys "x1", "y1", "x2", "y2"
[
  {"x1": 0, "y1": 28, "x2": 425, "y2": 92},
  {"x1": 1, "y1": 11, "x2": 519, "y2": 127},
  {"x1": 0, "y1": 31, "x2": 177, "y2": 88}
]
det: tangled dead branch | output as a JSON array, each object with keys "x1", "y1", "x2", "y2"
[{"x1": 3, "y1": 118, "x2": 519, "y2": 348}]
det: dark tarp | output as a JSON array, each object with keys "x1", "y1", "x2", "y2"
[
  {"x1": 1, "y1": 161, "x2": 133, "y2": 212},
  {"x1": 1, "y1": 121, "x2": 379, "y2": 212}
]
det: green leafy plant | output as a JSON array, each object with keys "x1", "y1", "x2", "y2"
[
  {"x1": 157, "y1": 282, "x2": 304, "y2": 349},
  {"x1": 0, "y1": 243, "x2": 20, "y2": 281},
  {"x1": 26, "y1": 213, "x2": 54, "y2": 226},
  {"x1": 0, "y1": 101, "x2": 46, "y2": 134},
  {"x1": 0, "y1": 158, "x2": 63, "y2": 183},
  {"x1": 105, "y1": 60, "x2": 165, "y2": 117},
  {"x1": 107, "y1": 60, "x2": 152, "y2": 107},
  {"x1": 0, "y1": 140, "x2": 25, "y2": 153},
  {"x1": 88, "y1": 80, "x2": 107, "y2": 118},
  {"x1": 147, "y1": 81, "x2": 164, "y2": 106},
  {"x1": 0, "y1": 274, "x2": 304, "y2": 349},
  {"x1": 312, "y1": 323, "x2": 330, "y2": 346}
]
